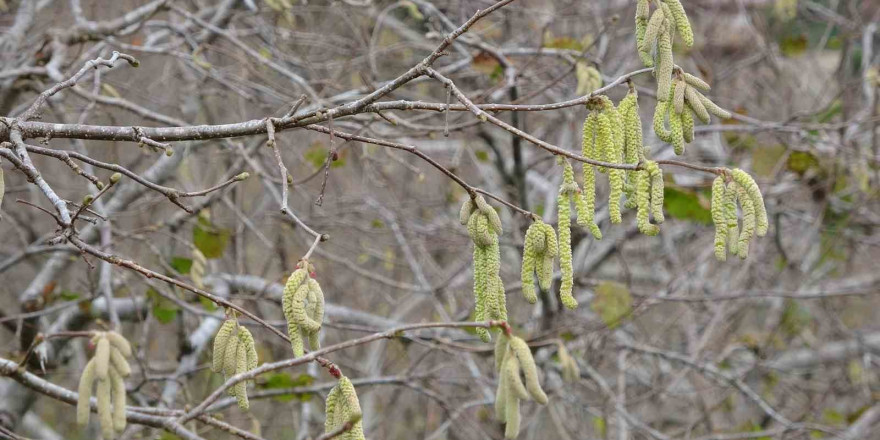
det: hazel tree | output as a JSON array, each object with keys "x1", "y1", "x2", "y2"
[{"x1": 1, "y1": 1, "x2": 879, "y2": 440}]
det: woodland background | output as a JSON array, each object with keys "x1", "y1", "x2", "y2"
[{"x1": 1, "y1": 0, "x2": 880, "y2": 439}]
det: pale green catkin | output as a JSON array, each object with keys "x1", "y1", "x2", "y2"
[
  {"x1": 467, "y1": 211, "x2": 494, "y2": 247},
  {"x1": 106, "y1": 331, "x2": 132, "y2": 357},
  {"x1": 648, "y1": 162, "x2": 665, "y2": 224},
  {"x1": 508, "y1": 336, "x2": 548, "y2": 404},
  {"x1": 723, "y1": 181, "x2": 740, "y2": 256},
  {"x1": 234, "y1": 340, "x2": 249, "y2": 410},
  {"x1": 495, "y1": 334, "x2": 509, "y2": 372},
  {"x1": 306, "y1": 278, "x2": 325, "y2": 350},
  {"x1": 538, "y1": 223, "x2": 558, "y2": 290},
  {"x1": 673, "y1": 79, "x2": 686, "y2": 114},
  {"x1": 657, "y1": 30, "x2": 674, "y2": 101},
  {"x1": 109, "y1": 367, "x2": 126, "y2": 432},
  {"x1": 212, "y1": 319, "x2": 237, "y2": 373},
  {"x1": 731, "y1": 169, "x2": 768, "y2": 236},
  {"x1": 336, "y1": 376, "x2": 366, "y2": 440},
  {"x1": 97, "y1": 376, "x2": 114, "y2": 439},
  {"x1": 223, "y1": 326, "x2": 241, "y2": 376},
  {"x1": 110, "y1": 347, "x2": 131, "y2": 377},
  {"x1": 238, "y1": 327, "x2": 259, "y2": 377},
  {"x1": 621, "y1": 90, "x2": 643, "y2": 164},
  {"x1": 609, "y1": 168, "x2": 625, "y2": 223},
  {"x1": 684, "y1": 86, "x2": 710, "y2": 123},
  {"x1": 77, "y1": 359, "x2": 96, "y2": 426},
  {"x1": 641, "y1": 7, "x2": 666, "y2": 57},
  {"x1": 698, "y1": 93, "x2": 732, "y2": 119},
  {"x1": 663, "y1": 0, "x2": 694, "y2": 46},
  {"x1": 736, "y1": 184, "x2": 756, "y2": 259},
  {"x1": 595, "y1": 112, "x2": 614, "y2": 171},
  {"x1": 683, "y1": 72, "x2": 711, "y2": 91},
  {"x1": 495, "y1": 358, "x2": 508, "y2": 420},
  {"x1": 711, "y1": 177, "x2": 728, "y2": 261},
  {"x1": 557, "y1": 163, "x2": 578, "y2": 310},
  {"x1": 473, "y1": 242, "x2": 490, "y2": 342},
  {"x1": 465, "y1": 198, "x2": 505, "y2": 342},
  {"x1": 504, "y1": 383, "x2": 521, "y2": 439},
  {"x1": 95, "y1": 337, "x2": 110, "y2": 381},
  {"x1": 459, "y1": 198, "x2": 474, "y2": 225},
  {"x1": 292, "y1": 282, "x2": 321, "y2": 333}
]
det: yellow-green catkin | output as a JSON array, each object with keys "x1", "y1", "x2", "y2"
[
  {"x1": 494, "y1": 334, "x2": 549, "y2": 439},
  {"x1": 635, "y1": 0, "x2": 652, "y2": 66},
  {"x1": 508, "y1": 336, "x2": 548, "y2": 404},
  {"x1": 684, "y1": 85, "x2": 710, "y2": 123},
  {"x1": 233, "y1": 341, "x2": 249, "y2": 409},
  {"x1": 557, "y1": 162, "x2": 578, "y2": 310},
  {"x1": 653, "y1": 99, "x2": 674, "y2": 143},
  {"x1": 324, "y1": 376, "x2": 365, "y2": 440},
  {"x1": 731, "y1": 169, "x2": 768, "y2": 236},
  {"x1": 306, "y1": 278, "x2": 325, "y2": 350},
  {"x1": 537, "y1": 223, "x2": 558, "y2": 292},
  {"x1": 595, "y1": 112, "x2": 614, "y2": 172},
  {"x1": 95, "y1": 337, "x2": 110, "y2": 381},
  {"x1": 669, "y1": 101, "x2": 685, "y2": 155},
  {"x1": 78, "y1": 332, "x2": 132, "y2": 437},
  {"x1": 636, "y1": 169, "x2": 659, "y2": 236},
  {"x1": 662, "y1": 0, "x2": 694, "y2": 47},
  {"x1": 283, "y1": 267, "x2": 309, "y2": 356},
  {"x1": 682, "y1": 106, "x2": 695, "y2": 143},
  {"x1": 723, "y1": 181, "x2": 740, "y2": 256},
  {"x1": 621, "y1": 88, "x2": 643, "y2": 209},
  {"x1": 212, "y1": 319, "x2": 237, "y2": 373},
  {"x1": 641, "y1": 6, "x2": 666, "y2": 59},
  {"x1": 647, "y1": 162, "x2": 665, "y2": 224},
  {"x1": 736, "y1": 184, "x2": 756, "y2": 259},
  {"x1": 711, "y1": 176, "x2": 728, "y2": 261},
  {"x1": 464, "y1": 197, "x2": 506, "y2": 342},
  {"x1": 657, "y1": 30, "x2": 674, "y2": 101},
  {"x1": 581, "y1": 112, "x2": 601, "y2": 237},
  {"x1": 575, "y1": 62, "x2": 603, "y2": 96},
  {"x1": 521, "y1": 221, "x2": 545, "y2": 304},
  {"x1": 699, "y1": 93, "x2": 732, "y2": 119}
]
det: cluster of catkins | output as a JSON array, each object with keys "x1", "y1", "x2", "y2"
[
  {"x1": 520, "y1": 219, "x2": 557, "y2": 306},
  {"x1": 461, "y1": 195, "x2": 507, "y2": 342},
  {"x1": 324, "y1": 375, "x2": 366, "y2": 440},
  {"x1": 575, "y1": 62, "x2": 603, "y2": 96},
  {"x1": 282, "y1": 259, "x2": 325, "y2": 356},
  {"x1": 711, "y1": 169, "x2": 768, "y2": 261},
  {"x1": 494, "y1": 333, "x2": 548, "y2": 439},
  {"x1": 655, "y1": 71, "x2": 731, "y2": 155},
  {"x1": 212, "y1": 319, "x2": 259, "y2": 409},
  {"x1": 582, "y1": 89, "x2": 647, "y2": 232},
  {"x1": 77, "y1": 331, "x2": 132, "y2": 439}
]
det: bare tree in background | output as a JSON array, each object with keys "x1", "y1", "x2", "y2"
[{"x1": 1, "y1": 0, "x2": 879, "y2": 439}]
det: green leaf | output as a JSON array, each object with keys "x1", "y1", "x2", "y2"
[
  {"x1": 58, "y1": 290, "x2": 81, "y2": 301},
  {"x1": 170, "y1": 257, "x2": 193, "y2": 274},
  {"x1": 663, "y1": 187, "x2": 712, "y2": 225},
  {"x1": 260, "y1": 373, "x2": 315, "y2": 402},
  {"x1": 786, "y1": 151, "x2": 820, "y2": 175},
  {"x1": 304, "y1": 142, "x2": 345, "y2": 170},
  {"x1": 146, "y1": 287, "x2": 179, "y2": 324},
  {"x1": 193, "y1": 216, "x2": 229, "y2": 259},
  {"x1": 779, "y1": 34, "x2": 808, "y2": 57},
  {"x1": 591, "y1": 281, "x2": 632, "y2": 328}
]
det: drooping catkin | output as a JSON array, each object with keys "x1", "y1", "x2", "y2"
[
  {"x1": 95, "y1": 337, "x2": 110, "y2": 381},
  {"x1": 459, "y1": 198, "x2": 474, "y2": 225},
  {"x1": 736, "y1": 184, "x2": 756, "y2": 259},
  {"x1": 109, "y1": 367, "x2": 127, "y2": 432},
  {"x1": 105, "y1": 332, "x2": 132, "y2": 357},
  {"x1": 723, "y1": 181, "x2": 740, "y2": 256},
  {"x1": 683, "y1": 73, "x2": 711, "y2": 91},
  {"x1": 673, "y1": 79, "x2": 686, "y2": 114},
  {"x1": 669, "y1": 101, "x2": 685, "y2": 155},
  {"x1": 698, "y1": 93, "x2": 732, "y2": 119},
  {"x1": 306, "y1": 278, "x2": 325, "y2": 350},
  {"x1": 558, "y1": 343, "x2": 581, "y2": 383},
  {"x1": 212, "y1": 319, "x2": 237, "y2": 373},
  {"x1": 657, "y1": 31, "x2": 674, "y2": 101},
  {"x1": 324, "y1": 376, "x2": 366, "y2": 440},
  {"x1": 223, "y1": 326, "x2": 241, "y2": 377},
  {"x1": 283, "y1": 264, "x2": 324, "y2": 355},
  {"x1": 475, "y1": 194, "x2": 503, "y2": 235},
  {"x1": 521, "y1": 221, "x2": 544, "y2": 304},
  {"x1": 110, "y1": 347, "x2": 131, "y2": 377},
  {"x1": 508, "y1": 336, "x2": 548, "y2": 404},
  {"x1": 557, "y1": 163, "x2": 578, "y2": 310},
  {"x1": 463, "y1": 196, "x2": 506, "y2": 342},
  {"x1": 191, "y1": 247, "x2": 207, "y2": 289},
  {"x1": 711, "y1": 177, "x2": 728, "y2": 261},
  {"x1": 635, "y1": 0, "x2": 652, "y2": 66},
  {"x1": 684, "y1": 85, "x2": 710, "y2": 123},
  {"x1": 494, "y1": 334, "x2": 549, "y2": 439},
  {"x1": 636, "y1": 169, "x2": 660, "y2": 236},
  {"x1": 233, "y1": 340, "x2": 249, "y2": 410},
  {"x1": 681, "y1": 106, "x2": 695, "y2": 143},
  {"x1": 648, "y1": 162, "x2": 665, "y2": 224},
  {"x1": 663, "y1": 0, "x2": 694, "y2": 47},
  {"x1": 77, "y1": 359, "x2": 96, "y2": 426},
  {"x1": 575, "y1": 62, "x2": 603, "y2": 96},
  {"x1": 641, "y1": 7, "x2": 666, "y2": 57},
  {"x1": 97, "y1": 374, "x2": 114, "y2": 439},
  {"x1": 653, "y1": 99, "x2": 674, "y2": 143},
  {"x1": 731, "y1": 169, "x2": 768, "y2": 236}
]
